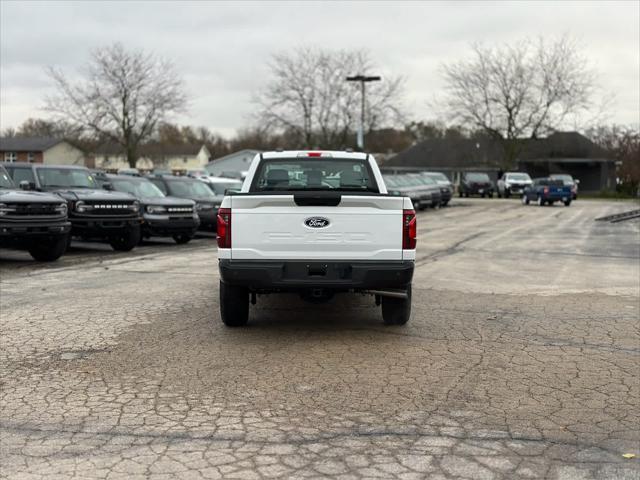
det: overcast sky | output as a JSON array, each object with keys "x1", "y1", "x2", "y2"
[{"x1": 1, "y1": 1, "x2": 638, "y2": 137}]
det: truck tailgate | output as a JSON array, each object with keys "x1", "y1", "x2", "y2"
[{"x1": 230, "y1": 195, "x2": 403, "y2": 260}]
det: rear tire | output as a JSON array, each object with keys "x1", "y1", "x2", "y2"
[
  {"x1": 109, "y1": 225, "x2": 141, "y2": 251},
  {"x1": 28, "y1": 235, "x2": 68, "y2": 262},
  {"x1": 173, "y1": 234, "x2": 192, "y2": 244},
  {"x1": 220, "y1": 281, "x2": 249, "y2": 327},
  {"x1": 488, "y1": 192, "x2": 494, "y2": 198},
  {"x1": 505, "y1": 189, "x2": 511, "y2": 198},
  {"x1": 382, "y1": 285, "x2": 412, "y2": 326},
  {"x1": 564, "y1": 199, "x2": 572, "y2": 207}
]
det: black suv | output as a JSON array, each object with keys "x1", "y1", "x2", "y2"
[
  {"x1": 99, "y1": 174, "x2": 200, "y2": 244},
  {"x1": 148, "y1": 175, "x2": 220, "y2": 230},
  {"x1": 3, "y1": 163, "x2": 141, "y2": 251},
  {"x1": 0, "y1": 165, "x2": 71, "y2": 261},
  {"x1": 458, "y1": 172, "x2": 495, "y2": 198}
]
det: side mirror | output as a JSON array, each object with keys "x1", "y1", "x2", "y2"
[
  {"x1": 102, "y1": 182, "x2": 114, "y2": 191},
  {"x1": 19, "y1": 180, "x2": 34, "y2": 191}
]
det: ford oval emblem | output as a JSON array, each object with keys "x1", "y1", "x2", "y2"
[{"x1": 304, "y1": 217, "x2": 330, "y2": 228}]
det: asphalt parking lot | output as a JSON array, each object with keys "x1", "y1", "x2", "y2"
[{"x1": 1, "y1": 198, "x2": 639, "y2": 480}]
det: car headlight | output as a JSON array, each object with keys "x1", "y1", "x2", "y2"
[
  {"x1": 129, "y1": 201, "x2": 140, "y2": 212},
  {"x1": 196, "y1": 203, "x2": 213, "y2": 211},
  {"x1": 54, "y1": 203, "x2": 68, "y2": 215},
  {"x1": 146, "y1": 205, "x2": 167, "y2": 214},
  {"x1": 74, "y1": 200, "x2": 92, "y2": 213},
  {"x1": 0, "y1": 203, "x2": 17, "y2": 216}
]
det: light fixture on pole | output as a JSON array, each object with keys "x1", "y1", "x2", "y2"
[{"x1": 346, "y1": 75, "x2": 381, "y2": 150}]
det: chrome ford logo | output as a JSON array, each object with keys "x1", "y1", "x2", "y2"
[{"x1": 304, "y1": 217, "x2": 330, "y2": 228}]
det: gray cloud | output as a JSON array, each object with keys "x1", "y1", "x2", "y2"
[{"x1": 1, "y1": 0, "x2": 638, "y2": 136}]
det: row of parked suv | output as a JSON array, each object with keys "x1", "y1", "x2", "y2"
[
  {"x1": 0, "y1": 162, "x2": 242, "y2": 261},
  {"x1": 458, "y1": 171, "x2": 579, "y2": 200},
  {"x1": 382, "y1": 172, "x2": 453, "y2": 209}
]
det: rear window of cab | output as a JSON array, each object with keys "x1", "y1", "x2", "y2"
[{"x1": 250, "y1": 158, "x2": 379, "y2": 193}]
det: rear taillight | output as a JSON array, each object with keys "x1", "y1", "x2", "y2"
[
  {"x1": 543, "y1": 187, "x2": 549, "y2": 194},
  {"x1": 402, "y1": 209, "x2": 417, "y2": 250},
  {"x1": 217, "y1": 208, "x2": 231, "y2": 248}
]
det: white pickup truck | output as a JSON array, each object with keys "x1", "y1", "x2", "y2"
[{"x1": 216, "y1": 150, "x2": 416, "y2": 327}]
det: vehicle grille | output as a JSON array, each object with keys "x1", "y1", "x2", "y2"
[
  {"x1": 167, "y1": 207, "x2": 193, "y2": 214},
  {"x1": 8, "y1": 204, "x2": 60, "y2": 216},
  {"x1": 83, "y1": 202, "x2": 135, "y2": 216}
]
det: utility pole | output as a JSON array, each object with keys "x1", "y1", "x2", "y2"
[{"x1": 346, "y1": 75, "x2": 381, "y2": 151}]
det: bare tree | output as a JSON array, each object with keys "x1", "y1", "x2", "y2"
[
  {"x1": 45, "y1": 43, "x2": 187, "y2": 167},
  {"x1": 12, "y1": 118, "x2": 80, "y2": 139},
  {"x1": 254, "y1": 47, "x2": 405, "y2": 149},
  {"x1": 587, "y1": 125, "x2": 640, "y2": 194},
  {"x1": 441, "y1": 36, "x2": 596, "y2": 167}
]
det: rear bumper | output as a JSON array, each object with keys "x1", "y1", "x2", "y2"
[
  {"x1": 543, "y1": 192, "x2": 572, "y2": 201},
  {"x1": 219, "y1": 259, "x2": 414, "y2": 291}
]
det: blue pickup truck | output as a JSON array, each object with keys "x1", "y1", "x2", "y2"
[{"x1": 521, "y1": 178, "x2": 573, "y2": 206}]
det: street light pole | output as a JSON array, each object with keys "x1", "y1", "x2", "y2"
[{"x1": 346, "y1": 75, "x2": 381, "y2": 151}]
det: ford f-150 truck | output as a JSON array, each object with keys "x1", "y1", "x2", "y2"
[{"x1": 217, "y1": 151, "x2": 416, "y2": 327}]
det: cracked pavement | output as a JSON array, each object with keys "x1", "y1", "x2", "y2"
[{"x1": 1, "y1": 199, "x2": 639, "y2": 479}]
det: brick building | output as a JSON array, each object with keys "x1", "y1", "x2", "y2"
[{"x1": 0, "y1": 137, "x2": 86, "y2": 165}]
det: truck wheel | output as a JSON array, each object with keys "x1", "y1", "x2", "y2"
[
  {"x1": 505, "y1": 189, "x2": 511, "y2": 198},
  {"x1": 381, "y1": 285, "x2": 412, "y2": 326},
  {"x1": 173, "y1": 234, "x2": 192, "y2": 244},
  {"x1": 220, "y1": 281, "x2": 249, "y2": 327},
  {"x1": 564, "y1": 199, "x2": 572, "y2": 207},
  {"x1": 109, "y1": 226, "x2": 141, "y2": 251},
  {"x1": 458, "y1": 191, "x2": 463, "y2": 198},
  {"x1": 488, "y1": 192, "x2": 494, "y2": 198},
  {"x1": 28, "y1": 235, "x2": 68, "y2": 262}
]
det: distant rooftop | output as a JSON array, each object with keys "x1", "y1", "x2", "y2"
[{"x1": 0, "y1": 137, "x2": 65, "y2": 152}]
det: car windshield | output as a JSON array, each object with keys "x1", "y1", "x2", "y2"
[
  {"x1": 414, "y1": 175, "x2": 435, "y2": 185},
  {"x1": 209, "y1": 181, "x2": 242, "y2": 195},
  {"x1": 0, "y1": 168, "x2": 14, "y2": 189},
  {"x1": 507, "y1": 173, "x2": 531, "y2": 181},
  {"x1": 112, "y1": 178, "x2": 165, "y2": 198},
  {"x1": 383, "y1": 176, "x2": 399, "y2": 188},
  {"x1": 251, "y1": 158, "x2": 378, "y2": 192},
  {"x1": 168, "y1": 179, "x2": 216, "y2": 198},
  {"x1": 466, "y1": 173, "x2": 490, "y2": 182},
  {"x1": 426, "y1": 172, "x2": 449, "y2": 182},
  {"x1": 37, "y1": 168, "x2": 97, "y2": 189}
]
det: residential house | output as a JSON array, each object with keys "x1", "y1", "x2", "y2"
[
  {"x1": 205, "y1": 149, "x2": 261, "y2": 177},
  {"x1": 0, "y1": 137, "x2": 86, "y2": 165},
  {"x1": 93, "y1": 143, "x2": 211, "y2": 173}
]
